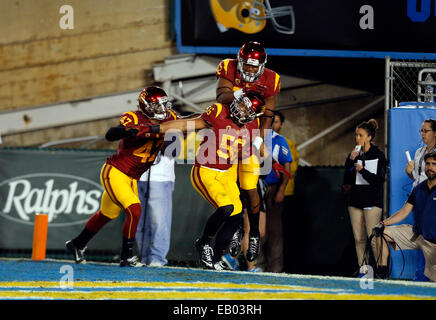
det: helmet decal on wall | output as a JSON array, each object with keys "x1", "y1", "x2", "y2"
[{"x1": 210, "y1": 0, "x2": 295, "y2": 35}]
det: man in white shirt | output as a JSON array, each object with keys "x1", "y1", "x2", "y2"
[{"x1": 136, "y1": 151, "x2": 175, "y2": 266}]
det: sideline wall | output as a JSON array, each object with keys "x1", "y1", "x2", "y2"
[{"x1": 0, "y1": 148, "x2": 356, "y2": 275}]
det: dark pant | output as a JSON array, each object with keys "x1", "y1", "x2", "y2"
[{"x1": 257, "y1": 183, "x2": 285, "y2": 273}]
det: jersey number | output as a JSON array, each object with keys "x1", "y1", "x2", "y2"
[
  {"x1": 120, "y1": 115, "x2": 133, "y2": 126},
  {"x1": 133, "y1": 140, "x2": 165, "y2": 163},
  {"x1": 217, "y1": 134, "x2": 247, "y2": 160}
]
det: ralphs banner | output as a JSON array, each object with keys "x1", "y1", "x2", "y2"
[
  {"x1": 0, "y1": 148, "x2": 123, "y2": 250},
  {"x1": 1, "y1": 173, "x2": 102, "y2": 227}
]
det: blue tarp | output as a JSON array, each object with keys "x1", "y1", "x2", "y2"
[{"x1": 389, "y1": 106, "x2": 436, "y2": 279}]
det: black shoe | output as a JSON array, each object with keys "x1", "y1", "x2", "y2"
[
  {"x1": 65, "y1": 240, "x2": 87, "y2": 264},
  {"x1": 229, "y1": 227, "x2": 244, "y2": 258},
  {"x1": 195, "y1": 239, "x2": 214, "y2": 269},
  {"x1": 246, "y1": 235, "x2": 260, "y2": 262},
  {"x1": 213, "y1": 260, "x2": 233, "y2": 271},
  {"x1": 120, "y1": 256, "x2": 145, "y2": 267},
  {"x1": 375, "y1": 266, "x2": 389, "y2": 279}
]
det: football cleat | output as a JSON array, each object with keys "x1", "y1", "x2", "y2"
[
  {"x1": 148, "y1": 261, "x2": 165, "y2": 267},
  {"x1": 222, "y1": 253, "x2": 240, "y2": 271},
  {"x1": 213, "y1": 260, "x2": 233, "y2": 271},
  {"x1": 246, "y1": 235, "x2": 260, "y2": 262},
  {"x1": 229, "y1": 227, "x2": 244, "y2": 258},
  {"x1": 65, "y1": 240, "x2": 87, "y2": 264},
  {"x1": 119, "y1": 255, "x2": 145, "y2": 267},
  {"x1": 195, "y1": 239, "x2": 214, "y2": 269}
]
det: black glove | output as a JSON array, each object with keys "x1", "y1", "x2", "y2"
[{"x1": 372, "y1": 222, "x2": 385, "y2": 237}]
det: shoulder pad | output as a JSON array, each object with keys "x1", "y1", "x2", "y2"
[
  {"x1": 205, "y1": 103, "x2": 225, "y2": 119},
  {"x1": 216, "y1": 59, "x2": 232, "y2": 77},
  {"x1": 120, "y1": 111, "x2": 139, "y2": 127}
]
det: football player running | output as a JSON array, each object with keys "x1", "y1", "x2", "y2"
[
  {"x1": 65, "y1": 86, "x2": 177, "y2": 267},
  {"x1": 214, "y1": 41, "x2": 281, "y2": 262},
  {"x1": 146, "y1": 92, "x2": 267, "y2": 270}
]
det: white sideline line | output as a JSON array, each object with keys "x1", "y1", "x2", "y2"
[{"x1": 1, "y1": 257, "x2": 435, "y2": 288}]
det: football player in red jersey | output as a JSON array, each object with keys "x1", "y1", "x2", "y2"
[
  {"x1": 191, "y1": 93, "x2": 263, "y2": 270},
  {"x1": 215, "y1": 41, "x2": 281, "y2": 262},
  {"x1": 65, "y1": 86, "x2": 177, "y2": 267},
  {"x1": 146, "y1": 92, "x2": 266, "y2": 270}
]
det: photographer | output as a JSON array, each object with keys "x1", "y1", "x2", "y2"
[{"x1": 374, "y1": 151, "x2": 436, "y2": 281}]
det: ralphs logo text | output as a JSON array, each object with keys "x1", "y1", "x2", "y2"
[{"x1": 0, "y1": 173, "x2": 102, "y2": 227}]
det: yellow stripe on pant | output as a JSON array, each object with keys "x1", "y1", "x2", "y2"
[{"x1": 190, "y1": 165, "x2": 242, "y2": 216}]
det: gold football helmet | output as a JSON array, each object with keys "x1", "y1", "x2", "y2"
[{"x1": 210, "y1": 0, "x2": 295, "y2": 35}]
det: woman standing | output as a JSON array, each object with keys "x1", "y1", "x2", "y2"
[
  {"x1": 342, "y1": 119, "x2": 387, "y2": 276},
  {"x1": 405, "y1": 119, "x2": 436, "y2": 189}
]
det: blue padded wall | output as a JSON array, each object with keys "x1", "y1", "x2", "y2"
[{"x1": 389, "y1": 106, "x2": 436, "y2": 279}]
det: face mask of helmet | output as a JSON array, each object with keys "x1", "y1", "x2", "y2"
[
  {"x1": 238, "y1": 60, "x2": 265, "y2": 83},
  {"x1": 230, "y1": 96, "x2": 257, "y2": 125},
  {"x1": 140, "y1": 96, "x2": 171, "y2": 121}
]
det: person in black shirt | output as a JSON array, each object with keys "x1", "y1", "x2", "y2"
[{"x1": 342, "y1": 119, "x2": 387, "y2": 276}]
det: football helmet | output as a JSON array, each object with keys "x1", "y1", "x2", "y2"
[
  {"x1": 230, "y1": 91, "x2": 265, "y2": 125},
  {"x1": 138, "y1": 86, "x2": 171, "y2": 121},
  {"x1": 237, "y1": 41, "x2": 266, "y2": 82},
  {"x1": 210, "y1": 0, "x2": 295, "y2": 35}
]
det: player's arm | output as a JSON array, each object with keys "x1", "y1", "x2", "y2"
[
  {"x1": 105, "y1": 125, "x2": 138, "y2": 141},
  {"x1": 216, "y1": 77, "x2": 242, "y2": 104},
  {"x1": 258, "y1": 71, "x2": 280, "y2": 140},
  {"x1": 259, "y1": 94, "x2": 276, "y2": 137},
  {"x1": 158, "y1": 117, "x2": 210, "y2": 134},
  {"x1": 106, "y1": 112, "x2": 157, "y2": 141},
  {"x1": 252, "y1": 95, "x2": 275, "y2": 156}
]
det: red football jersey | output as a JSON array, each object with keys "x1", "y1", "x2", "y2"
[
  {"x1": 106, "y1": 110, "x2": 177, "y2": 180},
  {"x1": 216, "y1": 58, "x2": 281, "y2": 101},
  {"x1": 195, "y1": 103, "x2": 260, "y2": 171}
]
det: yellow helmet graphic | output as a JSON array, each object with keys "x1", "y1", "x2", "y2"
[{"x1": 210, "y1": 0, "x2": 295, "y2": 35}]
